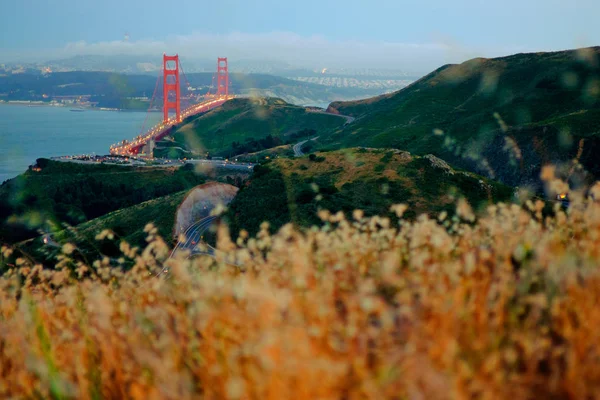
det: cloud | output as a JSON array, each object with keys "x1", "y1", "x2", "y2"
[{"x1": 19, "y1": 32, "x2": 532, "y2": 73}]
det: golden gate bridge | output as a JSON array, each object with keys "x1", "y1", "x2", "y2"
[{"x1": 109, "y1": 55, "x2": 231, "y2": 156}]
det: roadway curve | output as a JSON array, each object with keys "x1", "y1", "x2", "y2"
[
  {"x1": 307, "y1": 109, "x2": 356, "y2": 124},
  {"x1": 171, "y1": 215, "x2": 217, "y2": 257},
  {"x1": 293, "y1": 109, "x2": 355, "y2": 157},
  {"x1": 293, "y1": 136, "x2": 319, "y2": 157}
]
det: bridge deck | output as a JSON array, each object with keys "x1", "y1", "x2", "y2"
[{"x1": 110, "y1": 96, "x2": 229, "y2": 156}]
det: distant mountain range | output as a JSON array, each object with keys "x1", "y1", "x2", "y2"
[
  {"x1": 1, "y1": 54, "x2": 419, "y2": 79},
  {"x1": 0, "y1": 69, "x2": 411, "y2": 109}
]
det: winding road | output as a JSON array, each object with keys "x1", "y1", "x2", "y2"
[
  {"x1": 171, "y1": 215, "x2": 217, "y2": 257},
  {"x1": 307, "y1": 109, "x2": 356, "y2": 124},
  {"x1": 293, "y1": 136, "x2": 320, "y2": 157},
  {"x1": 293, "y1": 110, "x2": 355, "y2": 157}
]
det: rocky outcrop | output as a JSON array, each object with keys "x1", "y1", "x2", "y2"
[{"x1": 424, "y1": 154, "x2": 454, "y2": 175}]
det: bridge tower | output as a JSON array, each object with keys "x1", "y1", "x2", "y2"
[
  {"x1": 216, "y1": 57, "x2": 229, "y2": 98},
  {"x1": 163, "y1": 54, "x2": 181, "y2": 123}
]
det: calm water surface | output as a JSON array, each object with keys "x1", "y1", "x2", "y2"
[{"x1": 0, "y1": 105, "x2": 162, "y2": 183}]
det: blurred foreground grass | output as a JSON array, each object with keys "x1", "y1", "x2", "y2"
[{"x1": 0, "y1": 175, "x2": 600, "y2": 399}]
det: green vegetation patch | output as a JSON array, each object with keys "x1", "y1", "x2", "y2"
[
  {"x1": 161, "y1": 98, "x2": 346, "y2": 158},
  {"x1": 323, "y1": 47, "x2": 600, "y2": 188},
  {"x1": 17, "y1": 190, "x2": 188, "y2": 268},
  {"x1": 0, "y1": 159, "x2": 207, "y2": 244},
  {"x1": 226, "y1": 148, "x2": 513, "y2": 236}
]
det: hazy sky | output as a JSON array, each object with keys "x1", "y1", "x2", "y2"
[{"x1": 1, "y1": 0, "x2": 599, "y2": 72}]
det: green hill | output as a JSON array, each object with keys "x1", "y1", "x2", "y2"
[
  {"x1": 15, "y1": 190, "x2": 189, "y2": 267},
  {"x1": 156, "y1": 97, "x2": 348, "y2": 158},
  {"x1": 226, "y1": 148, "x2": 514, "y2": 236},
  {"x1": 322, "y1": 47, "x2": 600, "y2": 189},
  {"x1": 66, "y1": 190, "x2": 186, "y2": 247},
  {"x1": 0, "y1": 159, "x2": 207, "y2": 244}
]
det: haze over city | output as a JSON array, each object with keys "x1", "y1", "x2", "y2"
[{"x1": 3, "y1": 0, "x2": 600, "y2": 72}]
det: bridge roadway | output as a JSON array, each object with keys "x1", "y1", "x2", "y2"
[{"x1": 110, "y1": 96, "x2": 230, "y2": 156}]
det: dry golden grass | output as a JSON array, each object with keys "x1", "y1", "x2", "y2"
[
  {"x1": 1, "y1": 179, "x2": 600, "y2": 399},
  {"x1": 277, "y1": 149, "x2": 413, "y2": 188}
]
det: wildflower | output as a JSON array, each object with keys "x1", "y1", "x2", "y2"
[
  {"x1": 62, "y1": 243, "x2": 76, "y2": 255},
  {"x1": 210, "y1": 203, "x2": 227, "y2": 216},
  {"x1": 226, "y1": 377, "x2": 246, "y2": 399},
  {"x1": 95, "y1": 229, "x2": 113, "y2": 241},
  {"x1": 540, "y1": 165, "x2": 556, "y2": 181},
  {"x1": 390, "y1": 203, "x2": 408, "y2": 218},
  {"x1": 590, "y1": 182, "x2": 600, "y2": 201},
  {"x1": 438, "y1": 211, "x2": 448, "y2": 222},
  {"x1": 456, "y1": 198, "x2": 475, "y2": 222},
  {"x1": 1, "y1": 246, "x2": 13, "y2": 258}
]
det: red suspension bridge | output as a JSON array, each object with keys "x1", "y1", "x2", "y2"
[{"x1": 109, "y1": 55, "x2": 231, "y2": 156}]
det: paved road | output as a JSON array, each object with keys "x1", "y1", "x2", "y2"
[
  {"x1": 293, "y1": 136, "x2": 319, "y2": 157},
  {"x1": 166, "y1": 213, "x2": 245, "y2": 269},
  {"x1": 171, "y1": 215, "x2": 217, "y2": 257},
  {"x1": 51, "y1": 156, "x2": 254, "y2": 172},
  {"x1": 293, "y1": 140, "x2": 308, "y2": 157},
  {"x1": 186, "y1": 159, "x2": 254, "y2": 171},
  {"x1": 307, "y1": 109, "x2": 355, "y2": 124}
]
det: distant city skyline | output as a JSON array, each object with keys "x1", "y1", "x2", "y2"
[{"x1": 1, "y1": 0, "x2": 599, "y2": 73}]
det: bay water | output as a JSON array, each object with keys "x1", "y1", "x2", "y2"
[{"x1": 0, "y1": 105, "x2": 162, "y2": 183}]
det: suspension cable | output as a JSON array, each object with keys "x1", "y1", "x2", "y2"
[
  {"x1": 138, "y1": 68, "x2": 162, "y2": 136},
  {"x1": 178, "y1": 58, "x2": 194, "y2": 108}
]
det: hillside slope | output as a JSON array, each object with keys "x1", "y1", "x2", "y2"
[
  {"x1": 17, "y1": 190, "x2": 188, "y2": 267},
  {"x1": 323, "y1": 47, "x2": 600, "y2": 188},
  {"x1": 226, "y1": 148, "x2": 513, "y2": 236},
  {"x1": 0, "y1": 159, "x2": 207, "y2": 244},
  {"x1": 157, "y1": 97, "x2": 347, "y2": 158}
]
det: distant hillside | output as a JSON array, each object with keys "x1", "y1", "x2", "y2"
[
  {"x1": 156, "y1": 97, "x2": 347, "y2": 158},
  {"x1": 0, "y1": 71, "x2": 156, "y2": 109},
  {"x1": 226, "y1": 148, "x2": 513, "y2": 236},
  {"x1": 190, "y1": 72, "x2": 391, "y2": 102},
  {"x1": 322, "y1": 47, "x2": 600, "y2": 189}
]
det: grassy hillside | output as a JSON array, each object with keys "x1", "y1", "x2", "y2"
[
  {"x1": 0, "y1": 159, "x2": 207, "y2": 244},
  {"x1": 323, "y1": 47, "x2": 600, "y2": 188},
  {"x1": 156, "y1": 97, "x2": 347, "y2": 158},
  {"x1": 226, "y1": 148, "x2": 514, "y2": 236},
  {"x1": 68, "y1": 190, "x2": 186, "y2": 247},
  {"x1": 17, "y1": 190, "x2": 189, "y2": 267}
]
